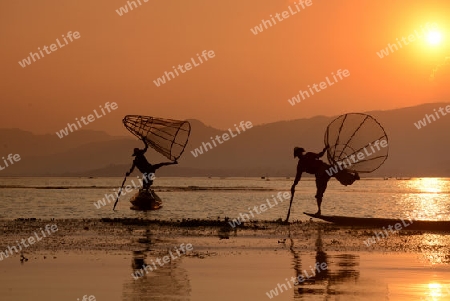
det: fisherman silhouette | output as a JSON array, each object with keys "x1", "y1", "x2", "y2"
[
  {"x1": 291, "y1": 146, "x2": 360, "y2": 216},
  {"x1": 126, "y1": 139, "x2": 177, "y2": 191}
]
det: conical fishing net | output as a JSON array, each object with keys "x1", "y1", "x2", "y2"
[
  {"x1": 123, "y1": 115, "x2": 191, "y2": 161},
  {"x1": 324, "y1": 113, "x2": 388, "y2": 173}
]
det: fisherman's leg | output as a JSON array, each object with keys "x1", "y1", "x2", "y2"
[
  {"x1": 150, "y1": 189, "x2": 158, "y2": 199},
  {"x1": 314, "y1": 177, "x2": 322, "y2": 215},
  {"x1": 315, "y1": 198, "x2": 323, "y2": 215},
  {"x1": 315, "y1": 175, "x2": 330, "y2": 215},
  {"x1": 142, "y1": 173, "x2": 150, "y2": 191}
]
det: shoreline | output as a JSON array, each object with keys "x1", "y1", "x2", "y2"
[{"x1": 2, "y1": 218, "x2": 450, "y2": 254}]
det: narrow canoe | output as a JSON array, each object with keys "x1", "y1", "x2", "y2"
[
  {"x1": 130, "y1": 190, "x2": 162, "y2": 211},
  {"x1": 303, "y1": 212, "x2": 450, "y2": 231}
]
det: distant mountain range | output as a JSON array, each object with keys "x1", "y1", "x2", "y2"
[{"x1": 1, "y1": 102, "x2": 449, "y2": 177}]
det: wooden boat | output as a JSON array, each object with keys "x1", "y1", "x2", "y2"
[
  {"x1": 303, "y1": 212, "x2": 450, "y2": 231},
  {"x1": 129, "y1": 190, "x2": 162, "y2": 211}
]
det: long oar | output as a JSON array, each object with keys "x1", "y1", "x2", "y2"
[
  {"x1": 113, "y1": 173, "x2": 128, "y2": 211},
  {"x1": 285, "y1": 191, "x2": 295, "y2": 223}
]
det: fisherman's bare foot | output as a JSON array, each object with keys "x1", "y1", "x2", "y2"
[{"x1": 314, "y1": 211, "x2": 321, "y2": 216}]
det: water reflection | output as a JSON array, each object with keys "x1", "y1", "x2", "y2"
[
  {"x1": 289, "y1": 228, "x2": 360, "y2": 299},
  {"x1": 418, "y1": 233, "x2": 450, "y2": 265},
  {"x1": 122, "y1": 227, "x2": 191, "y2": 301},
  {"x1": 398, "y1": 178, "x2": 450, "y2": 220},
  {"x1": 421, "y1": 283, "x2": 450, "y2": 300},
  {"x1": 406, "y1": 178, "x2": 446, "y2": 194},
  {"x1": 217, "y1": 222, "x2": 233, "y2": 240}
]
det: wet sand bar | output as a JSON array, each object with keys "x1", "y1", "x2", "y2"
[{"x1": 1, "y1": 219, "x2": 450, "y2": 301}]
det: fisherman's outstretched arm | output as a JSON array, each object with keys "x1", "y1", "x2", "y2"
[
  {"x1": 142, "y1": 139, "x2": 149, "y2": 152},
  {"x1": 317, "y1": 146, "x2": 328, "y2": 158}
]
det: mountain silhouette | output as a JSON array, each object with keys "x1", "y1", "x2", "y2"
[{"x1": 1, "y1": 103, "x2": 449, "y2": 177}]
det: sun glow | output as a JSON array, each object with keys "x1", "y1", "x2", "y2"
[{"x1": 427, "y1": 31, "x2": 443, "y2": 45}]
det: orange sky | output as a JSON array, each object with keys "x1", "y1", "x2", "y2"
[{"x1": 0, "y1": 0, "x2": 449, "y2": 135}]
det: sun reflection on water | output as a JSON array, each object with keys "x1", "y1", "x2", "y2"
[
  {"x1": 399, "y1": 178, "x2": 449, "y2": 220},
  {"x1": 408, "y1": 178, "x2": 446, "y2": 194},
  {"x1": 420, "y1": 283, "x2": 450, "y2": 300}
]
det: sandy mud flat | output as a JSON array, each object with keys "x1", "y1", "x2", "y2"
[{"x1": 1, "y1": 218, "x2": 450, "y2": 301}]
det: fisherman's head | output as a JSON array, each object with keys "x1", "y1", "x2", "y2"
[
  {"x1": 293, "y1": 147, "x2": 305, "y2": 158},
  {"x1": 132, "y1": 148, "x2": 140, "y2": 156}
]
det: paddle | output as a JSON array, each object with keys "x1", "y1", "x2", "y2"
[
  {"x1": 113, "y1": 173, "x2": 128, "y2": 211},
  {"x1": 285, "y1": 190, "x2": 295, "y2": 223}
]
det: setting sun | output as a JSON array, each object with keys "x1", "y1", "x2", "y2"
[{"x1": 427, "y1": 30, "x2": 443, "y2": 45}]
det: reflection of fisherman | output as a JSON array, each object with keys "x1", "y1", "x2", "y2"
[
  {"x1": 314, "y1": 229, "x2": 329, "y2": 281},
  {"x1": 291, "y1": 146, "x2": 359, "y2": 215},
  {"x1": 126, "y1": 139, "x2": 177, "y2": 191}
]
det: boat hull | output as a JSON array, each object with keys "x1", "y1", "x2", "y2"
[
  {"x1": 130, "y1": 190, "x2": 162, "y2": 211},
  {"x1": 303, "y1": 212, "x2": 450, "y2": 231}
]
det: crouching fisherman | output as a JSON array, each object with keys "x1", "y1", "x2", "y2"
[
  {"x1": 126, "y1": 139, "x2": 177, "y2": 191},
  {"x1": 291, "y1": 146, "x2": 359, "y2": 215}
]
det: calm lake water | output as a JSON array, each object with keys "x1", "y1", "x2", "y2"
[
  {"x1": 0, "y1": 177, "x2": 449, "y2": 221},
  {"x1": 1, "y1": 177, "x2": 450, "y2": 301}
]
